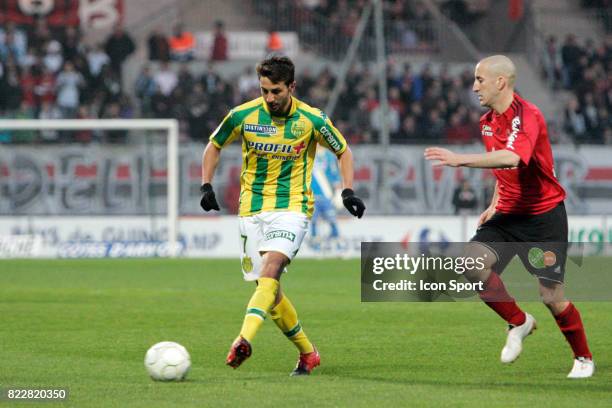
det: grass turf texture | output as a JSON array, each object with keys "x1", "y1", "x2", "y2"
[{"x1": 0, "y1": 258, "x2": 610, "y2": 407}]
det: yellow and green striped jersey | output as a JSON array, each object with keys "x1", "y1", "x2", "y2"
[{"x1": 210, "y1": 96, "x2": 347, "y2": 217}]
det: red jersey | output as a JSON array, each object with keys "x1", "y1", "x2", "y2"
[{"x1": 480, "y1": 93, "x2": 565, "y2": 215}]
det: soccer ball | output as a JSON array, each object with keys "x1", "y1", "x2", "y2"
[{"x1": 144, "y1": 341, "x2": 191, "y2": 381}]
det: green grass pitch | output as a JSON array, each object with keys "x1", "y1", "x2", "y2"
[{"x1": 1, "y1": 258, "x2": 611, "y2": 407}]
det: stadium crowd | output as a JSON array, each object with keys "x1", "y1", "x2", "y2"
[
  {"x1": 133, "y1": 57, "x2": 486, "y2": 145},
  {"x1": 0, "y1": 8, "x2": 608, "y2": 146},
  {"x1": 252, "y1": 0, "x2": 437, "y2": 57},
  {"x1": 0, "y1": 20, "x2": 135, "y2": 143},
  {"x1": 541, "y1": 34, "x2": 612, "y2": 144},
  {"x1": 0, "y1": 17, "x2": 485, "y2": 146}
]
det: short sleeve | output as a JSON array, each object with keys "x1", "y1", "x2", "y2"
[
  {"x1": 504, "y1": 111, "x2": 538, "y2": 165},
  {"x1": 210, "y1": 110, "x2": 241, "y2": 148},
  {"x1": 313, "y1": 111, "x2": 347, "y2": 156}
]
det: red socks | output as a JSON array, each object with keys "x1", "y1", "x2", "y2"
[
  {"x1": 478, "y1": 272, "x2": 526, "y2": 327},
  {"x1": 479, "y1": 274, "x2": 592, "y2": 359},
  {"x1": 554, "y1": 302, "x2": 592, "y2": 359}
]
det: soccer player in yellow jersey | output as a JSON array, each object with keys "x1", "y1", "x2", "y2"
[{"x1": 200, "y1": 56, "x2": 365, "y2": 375}]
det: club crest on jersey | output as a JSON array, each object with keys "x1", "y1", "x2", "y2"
[
  {"x1": 290, "y1": 120, "x2": 306, "y2": 138},
  {"x1": 244, "y1": 123, "x2": 277, "y2": 135},
  {"x1": 481, "y1": 125, "x2": 493, "y2": 137},
  {"x1": 506, "y1": 117, "x2": 521, "y2": 150}
]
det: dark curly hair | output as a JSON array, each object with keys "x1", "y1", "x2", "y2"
[{"x1": 256, "y1": 55, "x2": 295, "y2": 86}]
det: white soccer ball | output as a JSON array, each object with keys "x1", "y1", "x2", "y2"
[{"x1": 145, "y1": 341, "x2": 191, "y2": 381}]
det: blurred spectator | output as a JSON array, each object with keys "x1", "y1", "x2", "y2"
[
  {"x1": 0, "y1": 63, "x2": 22, "y2": 111},
  {"x1": 395, "y1": 115, "x2": 418, "y2": 142},
  {"x1": 35, "y1": 67, "x2": 56, "y2": 105},
  {"x1": 87, "y1": 43, "x2": 110, "y2": 80},
  {"x1": 177, "y1": 63, "x2": 195, "y2": 95},
  {"x1": 38, "y1": 100, "x2": 62, "y2": 142},
  {"x1": 169, "y1": 24, "x2": 195, "y2": 62},
  {"x1": 135, "y1": 65, "x2": 157, "y2": 117},
  {"x1": 154, "y1": 61, "x2": 178, "y2": 96},
  {"x1": 564, "y1": 96, "x2": 587, "y2": 141},
  {"x1": 74, "y1": 104, "x2": 95, "y2": 143},
  {"x1": 43, "y1": 40, "x2": 63, "y2": 73},
  {"x1": 237, "y1": 66, "x2": 259, "y2": 99},
  {"x1": 147, "y1": 28, "x2": 170, "y2": 62},
  {"x1": 104, "y1": 24, "x2": 135, "y2": 76},
  {"x1": 0, "y1": 22, "x2": 27, "y2": 64},
  {"x1": 13, "y1": 102, "x2": 36, "y2": 143},
  {"x1": 186, "y1": 83, "x2": 210, "y2": 141},
  {"x1": 61, "y1": 27, "x2": 81, "y2": 63},
  {"x1": 542, "y1": 36, "x2": 562, "y2": 89},
  {"x1": 56, "y1": 61, "x2": 84, "y2": 118},
  {"x1": 28, "y1": 19, "x2": 52, "y2": 53},
  {"x1": 266, "y1": 30, "x2": 283, "y2": 55},
  {"x1": 210, "y1": 21, "x2": 228, "y2": 61},
  {"x1": 97, "y1": 65, "x2": 122, "y2": 110},
  {"x1": 561, "y1": 34, "x2": 582, "y2": 89},
  {"x1": 102, "y1": 102, "x2": 127, "y2": 143},
  {"x1": 445, "y1": 112, "x2": 473, "y2": 144},
  {"x1": 19, "y1": 65, "x2": 38, "y2": 109},
  {"x1": 200, "y1": 62, "x2": 222, "y2": 94},
  {"x1": 452, "y1": 178, "x2": 478, "y2": 214}
]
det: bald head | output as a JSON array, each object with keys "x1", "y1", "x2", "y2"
[
  {"x1": 473, "y1": 55, "x2": 518, "y2": 112},
  {"x1": 477, "y1": 55, "x2": 517, "y2": 87}
]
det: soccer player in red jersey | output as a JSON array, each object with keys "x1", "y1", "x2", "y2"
[{"x1": 424, "y1": 55, "x2": 594, "y2": 378}]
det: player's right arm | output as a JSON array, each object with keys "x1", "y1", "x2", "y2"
[
  {"x1": 200, "y1": 110, "x2": 241, "y2": 212},
  {"x1": 478, "y1": 181, "x2": 498, "y2": 226},
  {"x1": 201, "y1": 142, "x2": 221, "y2": 184}
]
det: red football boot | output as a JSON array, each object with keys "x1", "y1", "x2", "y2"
[
  {"x1": 226, "y1": 336, "x2": 252, "y2": 369},
  {"x1": 290, "y1": 346, "x2": 320, "y2": 376}
]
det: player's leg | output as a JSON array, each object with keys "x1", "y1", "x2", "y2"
[
  {"x1": 260, "y1": 211, "x2": 320, "y2": 375},
  {"x1": 270, "y1": 287, "x2": 314, "y2": 354},
  {"x1": 464, "y1": 240, "x2": 529, "y2": 328},
  {"x1": 527, "y1": 202, "x2": 592, "y2": 377},
  {"x1": 467, "y1": 225, "x2": 535, "y2": 363},
  {"x1": 538, "y1": 279, "x2": 594, "y2": 378},
  {"x1": 227, "y1": 249, "x2": 287, "y2": 368},
  {"x1": 269, "y1": 287, "x2": 319, "y2": 376},
  {"x1": 239, "y1": 250, "x2": 287, "y2": 336},
  {"x1": 227, "y1": 215, "x2": 284, "y2": 368}
]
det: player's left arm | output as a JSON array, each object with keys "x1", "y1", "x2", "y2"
[
  {"x1": 337, "y1": 147, "x2": 355, "y2": 190},
  {"x1": 424, "y1": 148, "x2": 520, "y2": 169},
  {"x1": 337, "y1": 147, "x2": 366, "y2": 218},
  {"x1": 313, "y1": 110, "x2": 365, "y2": 218}
]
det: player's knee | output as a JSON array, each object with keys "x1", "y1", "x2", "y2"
[
  {"x1": 462, "y1": 243, "x2": 496, "y2": 282},
  {"x1": 539, "y1": 279, "x2": 565, "y2": 310},
  {"x1": 260, "y1": 251, "x2": 289, "y2": 279},
  {"x1": 540, "y1": 292, "x2": 566, "y2": 311}
]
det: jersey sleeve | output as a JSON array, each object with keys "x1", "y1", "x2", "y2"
[
  {"x1": 209, "y1": 110, "x2": 241, "y2": 148},
  {"x1": 504, "y1": 110, "x2": 539, "y2": 166},
  {"x1": 313, "y1": 111, "x2": 348, "y2": 156}
]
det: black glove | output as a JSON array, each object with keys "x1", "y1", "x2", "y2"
[
  {"x1": 200, "y1": 183, "x2": 220, "y2": 211},
  {"x1": 341, "y1": 188, "x2": 365, "y2": 218}
]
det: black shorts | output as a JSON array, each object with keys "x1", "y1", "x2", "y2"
[{"x1": 470, "y1": 202, "x2": 568, "y2": 283}]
